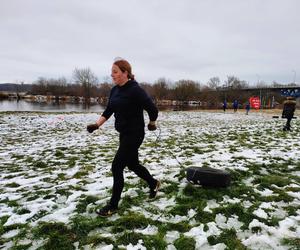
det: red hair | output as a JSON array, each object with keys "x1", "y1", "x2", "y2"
[{"x1": 114, "y1": 59, "x2": 135, "y2": 80}]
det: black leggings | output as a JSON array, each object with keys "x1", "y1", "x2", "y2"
[{"x1": 110, "y1": 132, "x2": 156, "y2": 208}]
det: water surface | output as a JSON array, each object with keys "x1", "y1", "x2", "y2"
[{"x1": 0, "y1": 100, "x2": 105, "y2": 112}]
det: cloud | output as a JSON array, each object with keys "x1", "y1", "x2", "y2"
[{"x1": 0, "y1": 0, "x2": 300, "y2": 84}]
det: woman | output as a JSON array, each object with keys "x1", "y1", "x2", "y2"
[{"x1": 87, "y1": 58, "x2": 160, "y2": 217}]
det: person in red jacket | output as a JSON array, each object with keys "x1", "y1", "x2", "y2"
[
  {"x1": 87, "y1": 58, "x2": 160, "y2": 217},
  {"x1": 282, "y1": 96, "x2": 296, "y2": 131}
]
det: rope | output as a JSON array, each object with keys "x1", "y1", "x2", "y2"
[{"x1": 152, "y1": 121, "x2": 184, "y2": 168}]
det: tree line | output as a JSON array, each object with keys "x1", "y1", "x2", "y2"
[{"x1": 6, "y1": 68, "x2": 297, "y2": 108}]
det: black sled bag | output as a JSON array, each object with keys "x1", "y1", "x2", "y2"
[{"x1": 186, "y1": 167, "x2": 231, "y2": 187}]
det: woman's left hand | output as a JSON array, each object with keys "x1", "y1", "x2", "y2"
[{"x1": 148, "y1": 122, "x2": 157, "y2": 131}]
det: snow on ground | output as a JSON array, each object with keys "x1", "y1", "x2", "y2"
[{"x1": 0, "y1": 110, "x2": 300, "y2": 249}]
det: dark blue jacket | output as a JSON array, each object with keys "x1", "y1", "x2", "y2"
[
  {"x1": 233, "y1": 100, "x2": 238, "y2": 109},
  {"x1": 102, "y1": 80, "x2": 158, "y2": 134}
]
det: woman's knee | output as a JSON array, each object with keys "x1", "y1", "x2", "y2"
[{"x1": 127, "y1": 163, "x2": 139, "y2": 172}]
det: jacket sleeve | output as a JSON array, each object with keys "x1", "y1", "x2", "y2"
[
  {"x1": 101, "y1": 88, "x2": 114, "y2": 120},
  {"x1": 135, "y1": 86, "x2": 158, "y2": 121}
]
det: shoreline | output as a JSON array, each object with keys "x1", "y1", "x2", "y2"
[{"x1": 1, "y1": 108, "x2": 299, "y2": 116}]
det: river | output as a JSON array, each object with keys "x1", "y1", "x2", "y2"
[{"x1": 0, "y1": 100, "x2": 105, "y2": 112}]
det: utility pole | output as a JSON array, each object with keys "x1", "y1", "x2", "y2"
[
  {"x1": 256, "y1": 74, "x2": 262, "y2": 111},
  {"x1": 292, "y1": 70, "x2": 296, "y2": 84}
]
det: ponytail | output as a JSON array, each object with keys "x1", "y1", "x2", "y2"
[{"x1": 128, "y1": 73, "x2": 135, "y2": 80}]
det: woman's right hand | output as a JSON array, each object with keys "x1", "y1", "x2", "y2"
[{"x1": 87, "y1": 124, "x2": 99, "y2": 133}]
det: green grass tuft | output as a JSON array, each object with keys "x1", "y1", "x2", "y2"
[
  {"x1": 111, "y1": 213, "x2": 151, "y2": 233},
  {"x1": 281, "y1": 237, "x2": 300, "y2": 249},
  {"x1": 5, "y1": 182, "x2": 21, "y2": 188},
  {"x1": 75, "y1": 195, "x2": 98, "y2": 213},
  {"x1": 85, "y1": 234, "x2": 114, "y2": 248},
  {"x1": 54, "y1": 150, "x2": 65, "y2": 158},
  {"x1": 33, "y1": 221, "x2": 76, "y2": 250},
  {"x1": 254, "y1": 175, "x2": 291, "y2": 188},
  {"x1": 33, "y1": 161, "x2": 48, "y2": 169},
  {"x1": 116, "y1": 232, "x2": 143, "y2": 246},
  {"x1": 174, "y1": 235, "x2": 196, "y2": 250},
  {"x1": 207, "y1": 228, "x2": 247, "y2": 249}
]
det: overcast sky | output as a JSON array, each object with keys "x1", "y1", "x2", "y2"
[{"x1": 1, "y1": 0, "x2": 300, "y2": 85}]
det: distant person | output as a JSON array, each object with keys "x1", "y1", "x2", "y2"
[
  {"x1": 233, "y1": 100, "x2": 238, "y2": 112},
  {"x1": 222, "y1": 100, "x2": 227, "y2": 112},
  {"x1": 245, "y1": 102, "x2": 250, "y2": 115},
  {"x1": 282, "y1": 96, "x2": 296, "y2": 131},
  {"x1": 86, "y1": 58, "x2": 160, "y2": 217}
]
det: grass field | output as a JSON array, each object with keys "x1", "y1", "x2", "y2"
[{"x1": 0, "y1": 110, "x2": 299, "y2": 249}]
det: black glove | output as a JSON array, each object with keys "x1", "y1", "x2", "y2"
[
  {"x1": 87, "y1": 123, "x2": 99, "y2": 133},
  {"x1": 147, "y1": 122, "x2": 157, "y2": 131}
]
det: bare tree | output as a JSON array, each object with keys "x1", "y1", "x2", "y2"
[
  {"x1": 224, "y1": 75, "x2": 248, "y2": 89},
  {"x1": 97, "y1": 83, "x2": 113, "y2": 103},
  {"x1": 272, "y1": 81, "x2": 282, "y2": 87},
  {"x1": 140, "y1": 82, "x2": 154, "y2": 98},
  {"x1": 32, "y1": 77, "x2": 48, "y2": 95},
  {"x1": 152, "y1": 78, "x2": 170, "y2": 101},
  {"x1": 172, "y1": 80, "x2": 200, "y2": 102},
  {"x1": 47, "y1": 77, "x2": 68, "y2": 98},
  {"x1": 221, "y1": 76, "x2": 249, "y2": 104},
  {"x1": 73, "y1": 68, "x2": 98, "y2": 104},
  {"x1": 256, "y1": 80, "x2": 268, "y2": 88},
  {"x1": 207, "y1": 76, "x2": 220, "y2": 90}
]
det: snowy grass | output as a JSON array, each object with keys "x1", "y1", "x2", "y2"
[{"x1": 0, "y1": 110, "x2": 300, "y2": 249}]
